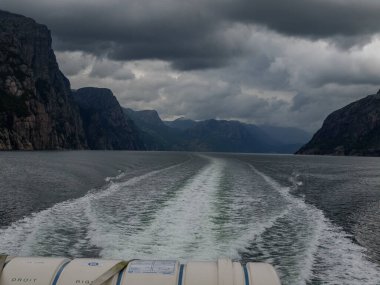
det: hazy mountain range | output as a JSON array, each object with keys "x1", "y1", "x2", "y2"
[{"x1": 124, "y1": 108, "x2": 310, "y2": 153}]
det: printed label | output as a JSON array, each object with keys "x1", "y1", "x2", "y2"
[
  {"x1": 128, "y1": 260, "x2": 177, "y2": 275},
  {"x1": 10, "y1": 277, "x2": 38, "y2": 283},
  {"x1": 81, "y1": 261, "x2": 103, "y2": 267}
]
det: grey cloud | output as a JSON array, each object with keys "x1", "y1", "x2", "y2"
[
  {"x1": 55, "y1": 52, "x2": 93, "y2": 76},
  {"x1": 3, "y1": 0, "x2": 380, "y2": 71},
  {"x1": 89, "y1": 60, "x2": 135, "y2": 80},
  {"x1": 222, "y1": 0, "x2": 380, "y2": 38},
  {"x1": 0, "y1": 0, "x2": 232, "y2": 70}
]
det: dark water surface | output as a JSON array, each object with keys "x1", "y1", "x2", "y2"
[{"x1": 0, "y1": 151, "x2": 379, "y2": 284}]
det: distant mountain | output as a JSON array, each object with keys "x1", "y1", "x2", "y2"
[
  {"x1": 0, "y1": 10, "x2": 87, "y2": 150},
  {"x1": 243, "y1": 124, "x2": 304, "y2": 153},
  {"x1": 73, "y1": 88, "x2": 144, "y2": 150},
  {"x1": 182, "y1": 119, "x2": 279, "y2": 153},
  {"x1": 165, "y1": 117, "x2": 197, "y2": 130},
  {"x1": 297, "y1": 90, "x2": 380, "y2": 156},
  {"x1": 127, "y1": 110, "x2": 306, "y2": 153},
  {"x1": 123, "y1": 108, "x2": 183, "y2": 150},
  {"x1": 126, "y1": 109, "x2": 166, "y2": 128},
  {"x1": 259, "y1": 125, "x2": 311, "y2": 145}
]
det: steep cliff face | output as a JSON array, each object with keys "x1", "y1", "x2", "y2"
[
  {"x1": 297, "y1": 91, "x2": 380, "y2": 156},
  {"x1": 0, "y1": 10, "x2": 87, "y2": 150},
  {"x1": 73, "y1": 88, "x2": 144, "y2": 150}
]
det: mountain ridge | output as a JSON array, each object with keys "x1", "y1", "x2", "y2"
[
  {"x1": 126, "y1": 108, "x2": 308, "y2": 153},
  {"x1": 297, "y1": 91, "x2": 380, "y2": 156},
  {"x1": 72, "y1": 88, "x2": 144, "y2": 150}
]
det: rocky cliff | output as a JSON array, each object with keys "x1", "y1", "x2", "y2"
[
  {"x1": 297, "y1": 90, "x2": 380, "y2": 156},
  {"x1": 0, "y1": 10, "x2": 87, "y2": 150},
  {"x1": 73, "y1": 88, "x2": 144, "y2": 150}
]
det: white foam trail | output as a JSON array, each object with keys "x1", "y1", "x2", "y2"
[
  {"x1": 93, "y1": 157, "x2": 289, "y2": 262},
  {"x1": 0, "y1": 160, "x2": 189, "y2": 256},
  {"x1": 92, "y1": 156, "x2": 225, "y2": 260},
  {"x1": 105, "y1": 170, "x2": 126, "y2": 182},
  {"x1": 249, "y1": 164, "x2": 380, "y2": 285},
  {"x1": 221, "y1": 208, "x2": 290, "y2": 259},
  {"x1": 248, "y1": 165, "x2": 321, "y2": 284},
  {"x1": 211, "y1": 178, "x2": 290, "y2": 259}
]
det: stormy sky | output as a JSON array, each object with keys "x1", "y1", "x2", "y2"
[{"x1": 2, "y1": 0, "x2": 380, "y2": 131}]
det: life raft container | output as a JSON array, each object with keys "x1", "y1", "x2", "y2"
[{"x1": 0, "y1": 256, "x2": 281, "y2": 285}]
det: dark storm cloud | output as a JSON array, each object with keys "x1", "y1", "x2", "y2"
[
  {"x1": 0, "y1": 0, "x2": 237, "y2": 70},
  {"x1": 2, "y1": 0, "x2": 380, "y2": 70},
  {"x1": 222, "y1": 0, "x2": 380, "y2": 38}
]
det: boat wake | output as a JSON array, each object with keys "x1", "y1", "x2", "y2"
[
  {"x1": 0, "y1": 154, "x2": 379, "y2": 285},
  {"x1": 248, "y1": 164, "x2": 380, "y2": 285},
  {"x1": 95, "y1": 156, "x2": 226, "y2": 259},
  {"x1": 0, "y1": 159, "x2": 192, "y2": 256}
]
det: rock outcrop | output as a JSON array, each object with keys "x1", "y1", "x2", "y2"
[
  {"x1": 0, "y1": 10, "x2": 87, "y2": 150},
  {"x1": 73, "y1": 88, "x2": 144, "y2": 150},
  {"x1": 297, "y1": 91, "x2": 380, "y2": 156}
]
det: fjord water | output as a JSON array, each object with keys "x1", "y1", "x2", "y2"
[{"x1": 0, "y1": 152, "x2": 379, "y2": 284}]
